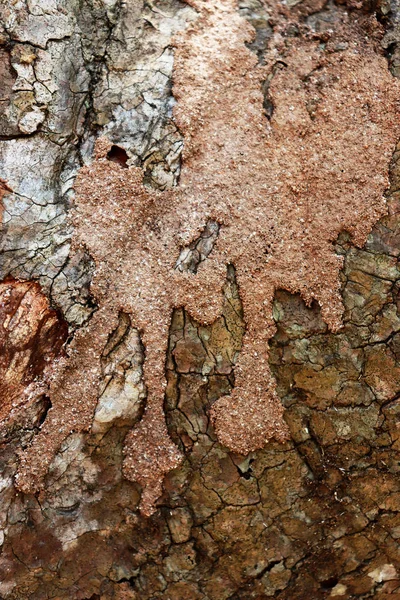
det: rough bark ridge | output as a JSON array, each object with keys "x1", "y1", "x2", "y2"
[{"x1": 1, "y1": 0, "x2": 400, "y2": 598}]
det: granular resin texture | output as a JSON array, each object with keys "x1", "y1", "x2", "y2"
[{"x1": 15, "y1": 0, "x2": 400, "y2": 514}]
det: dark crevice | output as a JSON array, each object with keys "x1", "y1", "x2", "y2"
[
  {"x1": 320, "y1": 575, "x2": 339, "y2": 589},
  {"x1": 36, "y1": 396, "x2": 52, "y2": 428},
  {"x1": 238, "y1": 0, "x2": 273, "y2": 64},
  {"x1": 107, "y1": 145, "x2": 129, "y2": 168},
  {"x1": 260, "y1": 62, "x2": 287, "y2": 122}
]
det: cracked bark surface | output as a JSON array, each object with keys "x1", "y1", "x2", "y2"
[{"x1": 2, "y1": 0, "x2": 400, "y2": 598}]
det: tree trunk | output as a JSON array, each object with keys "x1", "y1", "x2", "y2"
[{"x1": 1, "y1": 0, "x2": 400, "y2": 598}]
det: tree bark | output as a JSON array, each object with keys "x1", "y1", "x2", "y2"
[{"x1": 1, "y1": 0, "x2": 400, "y2": 598}]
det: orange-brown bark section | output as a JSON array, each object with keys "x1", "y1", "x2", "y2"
[
  {"x1": 0, "y1": 279, "x2": 67, "y2": 425},
  {"x1": 14, "y1": 0, "x2": 400, "y2": 514},
  {"x1": 0, "y1": 179, "x2": 11, "y2": 223}
]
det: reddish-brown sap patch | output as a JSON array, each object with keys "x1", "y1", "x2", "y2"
[{"x1": 14, "y1": 0, "x2": 400, "y2": 514}]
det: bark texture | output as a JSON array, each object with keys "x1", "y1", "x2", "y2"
[{"x1": 1, "y1": 0, "x2": 400, "y2": 598}]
